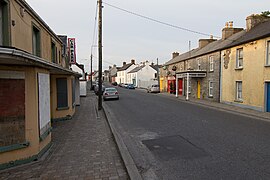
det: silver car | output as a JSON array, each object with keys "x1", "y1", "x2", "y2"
[
  {"x1": 147, "y1": 84, "x2": 160, "y2": 93},
  {"x1": 103, "y1": 87, "x2": 119, "y2": 100}
]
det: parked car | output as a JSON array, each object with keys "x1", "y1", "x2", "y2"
[
  {"x1": 103, "y1": 87, "x2": 119, "y2": 101},
  {"x1": 123, "y1": 84, "x2": 129, "y2": 88},
  {"x1": 127, "y1": 84, "x2": 135, "y2": 89},
  {"x1": 94, "y1": 84, "x2": 105, "y2": 95},
  {"x1": 112, "y1": 82, "x2": 118, "y2": 86},
  {"x1": 147, "y1": 84, "x2": 160, "y2": 93},
  {"x1": 118, "y1": 83, "x2": 124, "y2": 87}
]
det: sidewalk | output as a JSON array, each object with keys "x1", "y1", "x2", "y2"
[
  {"x1": 159, "y1": 92, "x2": 270, "y2": 121},
  {"x1": 0, "y1": 92, "x2": 128, "y2": 180}
]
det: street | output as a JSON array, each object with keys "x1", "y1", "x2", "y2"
[{"x1": 104, "y1": 86, "x2": 270, "y2": 180}]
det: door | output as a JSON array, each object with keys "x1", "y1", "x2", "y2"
[
  {"x1": 197, "y1": 81, "x2": 201, "y2": 99},
  {"x1": 178, "y1": 79, "x2": 183, "y2": 95},
  {"x1": 267, "y1": 83, "x2": 270, "y2": 112}
]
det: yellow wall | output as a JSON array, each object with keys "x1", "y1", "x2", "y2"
[
  {"x1": 50, "y1": 75, "x2": 76, "y2": 119},
  {"x1": 10, "y1": 0, "x2": 62, "y2": 64},
  {"x1": 0, "y1": 66, "x2": 51, "y2": 164},
  {"x1": 221, "y1": 37, "x2": 270, "y2": 111}
]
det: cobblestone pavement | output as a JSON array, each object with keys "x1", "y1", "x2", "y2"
[{"x1": 0, "y1": 92, "x2": 128, "y2": 180}]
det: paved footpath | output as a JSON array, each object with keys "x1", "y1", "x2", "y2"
[{"x1": 0, "y1": 92, "x2": 128, "y2": 180}]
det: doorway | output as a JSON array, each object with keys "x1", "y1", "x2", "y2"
[
  {"x1": 197, "y1": 81, "x2": 201, "y2": 99},
  {"x1": 266, "y1": 82, "x2": 270, "y2": 112}
]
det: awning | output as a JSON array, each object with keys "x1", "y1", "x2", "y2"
[
  {"x1": 176, "y1": 70, "x2": 206, "y2": 78},
  {"x1": 0, "y1": 47, "x2": 81, "y2": 77}
]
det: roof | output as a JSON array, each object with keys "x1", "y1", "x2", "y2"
[
  {"x1": 118, "y1": 63, "x2": 134, "y2": 71},
  {"x1": 224, "y1": 19, "x2": 270, "y2": 49},
  {"x1": 150, "y1": 64, "x2": 162, "y2": 71},
  {"x1": 165, "y1": 30, "x2": 246, "y2": 66},
  {"x1": 128, "y1": 65, "x2": 145, "y2": 73}
]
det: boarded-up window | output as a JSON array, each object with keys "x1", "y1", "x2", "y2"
[
  {"x1": 0, "y1": 78, "x2": 25, "y2": 147},
  {"x1": 56, "y1": 78, "x2": 68, "y2": 108}
]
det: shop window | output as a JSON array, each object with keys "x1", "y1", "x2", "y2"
[
  {"x1": 56, "y1": 78, "x2": 68, "y2": 109},
  {"x1": 32, "y1": 25, "x2": 41, "y2": 57},
  {"x1": 236, "y1": 48, "x2": 243, "y2": 69}
]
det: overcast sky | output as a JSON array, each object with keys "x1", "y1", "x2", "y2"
[{"x1": 26, "y1": 0, "x2": 269, "y2": 72}]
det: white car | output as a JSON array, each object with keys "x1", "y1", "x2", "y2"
[
  {"x1": 147, "y1": 84, "x2": 160, "y2": 93},
  {"x1": 103, "y1": 87, "x2": 119, "y2": 100}
]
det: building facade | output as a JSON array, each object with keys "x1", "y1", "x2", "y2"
[
  {"x1": 0, "y1": 0, "x2": 80, "y2": 169},
  {"x1": 116, "y1": 60, "x2": 136, "y2": 84}
]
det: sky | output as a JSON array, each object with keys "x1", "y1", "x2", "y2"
[{"x1": 26, "y1": 0, "x2": 269, "y2": 72}]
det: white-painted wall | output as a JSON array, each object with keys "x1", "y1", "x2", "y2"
[{"x1": 133, "y1": 63, "x2": 157, "y2": 89}]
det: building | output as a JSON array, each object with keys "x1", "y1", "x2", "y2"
[
  {"x1": 221, "y1": 14, "x2": 270, "y2": 112},
  {"x1": 0, "y1": 0, "x2": 80, "y2": 169},
  {"x1": 108, "y1": 65, "x2": 119, "y2": 83},
  {"x1": 127, "y1": 61, "x2": 158, "y2": 88},
  {"x1": 116, "y1": 60, "x2": 136, "y2": 84}
]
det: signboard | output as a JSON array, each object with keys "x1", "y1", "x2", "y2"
[
  {"x1": 38, "y1": 73, "x2": 51, "y2": 136},
  {"x1": 68, "y1": 38, "x2": 76, "y2": 64}
]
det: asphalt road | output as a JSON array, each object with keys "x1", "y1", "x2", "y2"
[{"x1": 104, "y1": 86, "x2": 270, "y2": 180}]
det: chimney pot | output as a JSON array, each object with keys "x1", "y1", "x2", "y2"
[
  {"x1": 172, "y1": 52, "x2": 179, "y2": 59},
  {"x1": 131, "y1": 59, "x2": 135, "y2": 64},
  {"x1": 123, "y1": 62, "x2": 126, "y2": 66}
]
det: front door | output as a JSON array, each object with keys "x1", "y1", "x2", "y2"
[
  {"x1": 178, "y1": 79, "x2": 183, "y2": 95},
  {"x1": 267, "y1": 83, "x2": 270, "y2": 112},
  {"x1": 197, "y1": 81, "x2": 201, "y2": 99}
]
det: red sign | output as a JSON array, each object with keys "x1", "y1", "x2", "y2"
[{"x1": 68, "y1": 38, "x2": 76, "y2": 64}]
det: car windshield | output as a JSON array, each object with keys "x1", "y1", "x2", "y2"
[{"x1": 105, "y1": 88, "x2": 117, "y2": 92}]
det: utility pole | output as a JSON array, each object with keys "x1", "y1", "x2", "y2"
[
  {"x1": 90, "y1": 54, "x2": 93, "y2": 89},
  {"x1": 98, "y1": 0, "x2": 103, "y2": 110}
]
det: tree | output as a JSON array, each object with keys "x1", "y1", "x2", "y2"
[{"x1": 261, "y1": 11, "x2": 270, "y2": 17}]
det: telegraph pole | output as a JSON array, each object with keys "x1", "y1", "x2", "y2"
[{"x1": 98, "y1": 0, "x2": 103, "y2": 110}]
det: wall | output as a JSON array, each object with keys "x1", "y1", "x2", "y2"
[{"x1": 221, "y1": 38, "x2": 270, "y2": 111}]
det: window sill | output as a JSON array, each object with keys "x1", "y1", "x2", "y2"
[
  {"x1": 265, "y1": 65, "x2": 270, "y2": 67},
  {"x1": 0, "y1": 142, "x2": 30, "y2": 153},
  {"x1": 209, "y1": 70, "x2": 214, "y2": 73},
  {"x1": 208, "y1": 95, "x2": 213, "y2": 98},
  {"x1": 56, "y1": 106, "x2": 69, "y2": 111},
  {"x1": 234, "y1": 99, "x2": 243, "y2": 103},
  {"x1": 235, "y1": 67, "x2": 243, "y2": 70}
]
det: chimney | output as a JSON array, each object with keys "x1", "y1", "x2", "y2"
[
  {"x1": 199, "y1": 36, "x2": 217, "y2": 48},
  {"x1": 131, "y1": 59, "x2": 135, "y2": 64},
  {"x1": 172, "y1": 52, "x2": 179, "y2": 59},
  {"x1": 113, "y1": 64, "x2": 116, "y2": 67},
  {"x1": 109, "y1": 66, "x2": 112, "y2": 69},
  {"x1": 246, "y1": 14, "x2": 270, "y2": 31},
  {"x1": 222, "y1": 21, "x2": 243, "y2": 40},
  {"x1": 123, "y1": 62, "x2": 126, "y2": 66}
]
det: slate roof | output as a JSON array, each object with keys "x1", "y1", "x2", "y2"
[
  {"x1": 150, "y1": 65, "x2": 162, "y2": 71},
  {"x1": 223, "y1": 19, "x2": 270, "y2": 49},
  {"x1": 128, "y1": 65, "x2": 145, "y2": 73},
  {"x1": 118, "y1": 63, "x2": 134, "y2": 71},
  {"x1": 165, "y1": 30, "x2": 246, "y2": 65}
]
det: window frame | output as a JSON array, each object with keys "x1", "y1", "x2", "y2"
[
  {"x1": 197, "y1": 58, "x2": 201, "y2": 70},
  {"x1": 236, "y1": 48, "x2": 243, "y2": 69},
  {"x1": 266, "y1": 41, "x2": 270, "y2": 66},
  {"x1": 209, "y1": 56, "x2": 214, "y2": 72},
  {"x1": 236, "y1": 81, "x2": 243, "y2": 101},
  {"x1": 32, "y1": 24, "x2": 41, "y2": 57},
  {"x1": 209, "y1": 81, "x2": 213, "y2": 97},
  {"x1": 0, "y1": 0, "x2": 10, "y2": 46},
  {"x1": 51, "y1": 40, "x2": 56, "y2": 63}
]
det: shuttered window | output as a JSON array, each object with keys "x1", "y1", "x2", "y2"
[{"x1": 56, "y1": 78, "x2": 68, "y2": 108}]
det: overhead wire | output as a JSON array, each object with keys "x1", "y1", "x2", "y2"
[
  {"x1": 103, "y1": 1, "x2": 221, "y2": 39},
  {"x1": 91, "y1": 1, "x2": 98, "y2": 55}
]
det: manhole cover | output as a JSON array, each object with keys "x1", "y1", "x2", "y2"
[{"x1": 142, "y1": 135, "x2": 209, "y2": 161}]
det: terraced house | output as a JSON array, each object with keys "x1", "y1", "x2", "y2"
[
  {"x1": 0, "y1": 0, "x2": 81, "y2": 169},
  {"x1": 161, "y1": 22, "x2": 244, "y2": 102},
  {"x1": 221, "y1": 14, "x2": 270, "y2": 112}
]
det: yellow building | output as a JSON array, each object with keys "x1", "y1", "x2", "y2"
[
  {"x1": 0, "y1": 0, "x2": 80, "y2": 169},
  {"x1": 221, "y1": 14, "x2": 270, "y2": 112}
]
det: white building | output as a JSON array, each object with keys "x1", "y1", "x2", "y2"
[
  {"x1": 116, "y1": 60, "x2": 136, "y2": 84},
  {"x1": 127, "y1": 61, "x2": 158, "y2": 88}
]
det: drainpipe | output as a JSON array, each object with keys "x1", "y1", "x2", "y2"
[{"x1": 186, "y1": 73, "x2": 189, "y2": 101}]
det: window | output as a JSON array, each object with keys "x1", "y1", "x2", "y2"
[
  {"x1": 236, "y1": 81, "x2": 243, "y2": 101},
  {"x1": 0, "y1": 1, "x2": 10, "y2": 46},
  {"x1": 209, "y1": 56, "x2": 214, "y2": 71},
  {"x1": 197, "y1": 58, "x2": 201, "y2": 70},
  {"x1": 32, "y1": 25, "x2": 41, "y2": 57},
  {"x1": 236, "y1": 48, "x2": 243, "y2": 68},
  {"x1": 51, "y1": 41, "x2": 56, "y2": 63},
  {"x1": 56, "y1": 78, "x2": 68, "y2": 108},
  {"x1": 267, "y1": 41, "x2": 270, "y2": 65},
  {"x1": 209, "y1": 81, "x2": 213, "y2": 97}
]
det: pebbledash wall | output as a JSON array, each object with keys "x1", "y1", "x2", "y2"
[{"x1": 0, "y1": 0, "x2": 79, "y2": 169}]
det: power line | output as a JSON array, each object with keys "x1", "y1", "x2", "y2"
[
  {"x1": 103, "y1": 1, "x2": 220, "y2": 39},
  {"x1": 91, "y1": 2, "x2": 99, "y2": 54}
]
